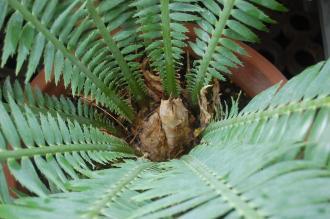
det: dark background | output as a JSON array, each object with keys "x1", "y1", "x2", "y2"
[{"x1": 251, "y1": 0, "x2": 326, "y2": 79}]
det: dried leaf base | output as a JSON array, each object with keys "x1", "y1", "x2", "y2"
[{"x1": 138, "y1": 98, "x2": 193, "y2": 161}]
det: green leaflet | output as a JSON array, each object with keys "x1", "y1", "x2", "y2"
[
  {"x1": 0, "y1": 0, "x2": 8, "y2": 30},
  {"x1": 16, "y1": 23, "x2": 35, "y2": 74},
  {"x1": 26, "y1": 33, "x2": 46, "y2": 82},
  {"x1": 0, "y1": 166, "x2": 11, "y2": 204},
  {"x1": 8, "y1": 95, "x2": 34, "y2": 147},
  {"x1": 8, "y1": 158, "x2": 50, "y2": 197},
  {"x1": 249, "y1": 0, "x2": 287, "y2": 12},
  {"x1": 0, "y1": 101, "x2": 21, "y2": 149},
  {"x1": 0, "y1": 130, "x2": 11, "y2": 204},
  {"x1": 1, "y1": 11, "x2": 23, "y2": 67}
]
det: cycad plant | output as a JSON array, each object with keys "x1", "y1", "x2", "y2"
[{"x1": 0, "y1": 0, "x2": 330, "y2": 218}]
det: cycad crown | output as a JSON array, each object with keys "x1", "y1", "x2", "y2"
[{"x1": 1, "y1": 0, "x2": 330, "y2": 219}]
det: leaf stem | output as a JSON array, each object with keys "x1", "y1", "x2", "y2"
[
  {"x1": 204, "y1": 96, "x2": 330, "y2": 137},
  {"x1": 0, "y1": 144, "x2": 133, "y2": 162},
  {"x1": 184, "y1": 155, "x2": 263, "y2": 219},
  {"x1": 1, "y1": 102, "x2": 119, "y2": 135},
  {"x1": 86, "y1": 162, "x2": 151, "y2": 218},
  {"x1": 160, "y1": 0, "x2": 180, "y2": 97},
  {"x1": 191, "y1": 0, "x2": 236, "y2": 104}
]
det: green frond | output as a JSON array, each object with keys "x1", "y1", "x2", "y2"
[
  {"x1": 130, "y1": 142, "x2": 330, "y2": 219},
  {"x1": 132, "y1": 0, "x2": 201, "y2": 97},
  {"x1": 0, "y1": 96, "x2": 134, "y2": 198},
  {"x1": 0, "y1": 78, "x2": 118, "y2": 134},
  {"x1": 187, "y1": 0, "x2": 286, "y2": 104},
  {"x1": 85, "y1": 0, "x2": 147, "y2": 102},
  {"x1": 1, "y1": 0, "x2": 135, "y2": 121},
  {"x1": 0, "y1": 160, "x2": 153, "y2": 219},
  {"x1": 204, "y1": 59, "x2": 330, "y2": 166}
]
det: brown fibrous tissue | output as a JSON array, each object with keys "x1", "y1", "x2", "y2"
[{"x1": 139, "y1": 98, "x2": 193, "y2": 161}]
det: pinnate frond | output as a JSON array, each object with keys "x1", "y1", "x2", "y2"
[
  {"x1": 0, "y1": 78, "x2": 117, "y2": 134},
  {"x1": 0, "y1": 95, "x2": 134, "y2": 199},
  {"x1": 204, "y1": 59, "x2": 330, "y2": 166},
  {"x1": 187, "y1": 0, "x2": 287, "y2": 103},
  {"x1": 132, "y1": 0, "x2": 201, "y2": 97},
  {"x1": 1, "y1": 0, "x2": 138, "y2": 120},
  {"x1": 0, "y1": 160, "x2": 153, "y2": 218}
]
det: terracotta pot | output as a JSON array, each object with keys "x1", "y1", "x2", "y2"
[
  {"x1": 31, "y1": 69, "x2": 67, "y2": 96},
  {"x1": 253, "y1": 38, "x2": 285, "y2": 73},
  {"x1": 230, "y1": 42, "x2": 287, "y2": 97}
]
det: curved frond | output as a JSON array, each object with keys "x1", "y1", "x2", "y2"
[
  {"x1": 0, "y1": 96, "x2": 134, "y2": 198},
  {"x1": 0, "y1": 160, "x2": 153, "y2": 219},
  {"x1": 1, "y1": 0, "x2": 136, "y2": 120},
  {"x1": 0, "y1": 78, "x2": 118, "y2": 134},
  {"x1": 85, "y1": 0, "x2": 147, "y2": 102},
  {"x1": 129, "y1": 142, "x2": 330, "y2": 219},
  {"x1": 187, "y1": 0, "x2": 286, "y2": 103},
  {"x1": 204, "y1": 59, "x2": 330, "y2": 166}
]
